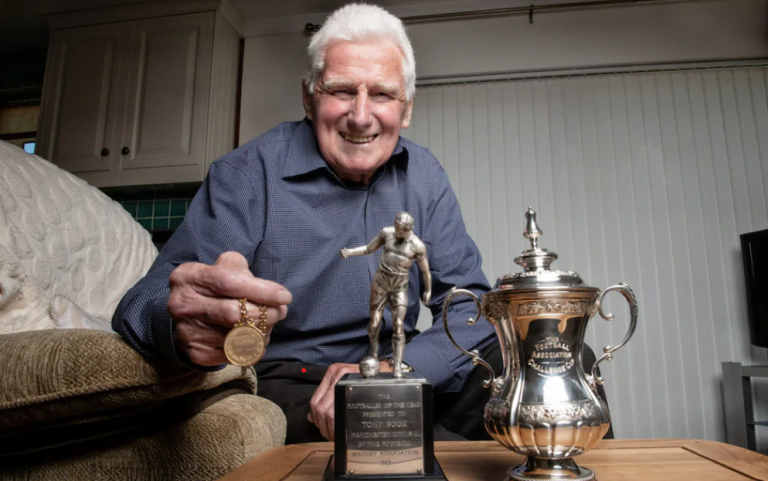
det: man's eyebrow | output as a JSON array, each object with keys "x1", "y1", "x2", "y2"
[
  {"x1": 319, "y1": 78, "x2": 403, "y2": 96},
  {"x1": 320, "y1": 78, "x2": 355, "y2": 90},
  {"x1": 370, "y1": 82, "x2": 402, "y2": 95}
]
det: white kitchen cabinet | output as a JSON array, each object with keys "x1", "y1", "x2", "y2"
[{"x1": 37, "y1": 1, "x2": 242, "y2": 187}]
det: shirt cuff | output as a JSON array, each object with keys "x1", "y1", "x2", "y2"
[
  {"x1": 150, "y1": 293, "x2": 178, "y2": 362},
  {"x1": 151, "y1": 293, "x2": 224, "y2": 372}
]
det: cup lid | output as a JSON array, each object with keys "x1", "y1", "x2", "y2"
[{"x1": 495, "y1": 207, "x2": 586, "y2": 290}]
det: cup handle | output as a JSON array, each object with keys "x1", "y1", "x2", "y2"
[
  {"x1": 442, "y1": 287, "x2": 496, "y2": 388},
  {"x1": 589, "y1": 283, "x2": 639, "y2": 391}
]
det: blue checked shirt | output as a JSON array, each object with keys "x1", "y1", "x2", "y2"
[{"x1": 112, "y1": 119, "x2": 494, "y2": 392}]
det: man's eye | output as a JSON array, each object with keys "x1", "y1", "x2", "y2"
[{"x1": 333, "y1": 90, "x2": 354, "y2": 98}]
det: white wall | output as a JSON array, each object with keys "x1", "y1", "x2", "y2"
[
  {"x1": 402, "y1": 68, "x2": 768, "y2": 448},
  {"x1": 240, "y1": 0, "x2": 768, "y2": 141}
]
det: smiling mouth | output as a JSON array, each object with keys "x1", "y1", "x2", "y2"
[{"x1": 339, "y1": 132, "x2": 378, "y2": 144}]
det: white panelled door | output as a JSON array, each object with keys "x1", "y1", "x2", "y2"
[
  {"x1": 38, "y1": 23, "x2": 131, "y2": 173},
  {"x1": 37, "y1": 9, "x2": 240, "y2": 188},
  {"x1": 121, "y1": 13, "x2": 212, "y2": 170},
  {"x1": 403, "y1": 67, "x2": 768, "y2": 447}
]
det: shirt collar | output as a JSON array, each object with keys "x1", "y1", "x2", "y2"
[{"x1": 283, "y1": 118, "x2": 408, "y2": 180}]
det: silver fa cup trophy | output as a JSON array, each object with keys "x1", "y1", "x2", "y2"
[{"x1": 443, "y1": 207, "x2": 638, "y2": 481}]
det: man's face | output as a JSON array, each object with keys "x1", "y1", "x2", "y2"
[{"x1": 303, "y1": 40, "x2": 413, "y2": 185}]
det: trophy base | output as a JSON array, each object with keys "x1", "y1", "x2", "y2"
[
  {"x1": 335, "y1": 373, "x2": 433, "y2": 476},
  {"x1": 323, "y1": 456, "x2": 447, "y2": 481},
  {"x1": 508, "y1": 456, "x2": 595, "y2": 481}
]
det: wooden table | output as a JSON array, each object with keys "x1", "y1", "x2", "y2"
[{"x1": 218, "y1": 440, "x2": 768, "y2": 481}]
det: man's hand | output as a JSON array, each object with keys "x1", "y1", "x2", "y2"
[
  {"x1": 168, "y1": 251, "x2": 292, "y2": 366},
  {"x1": 308, "y1": 360, "x2": 392, "y2": 440},
  {"x1": 340, "y1": 248, "x2": 350, "y2": 258}
]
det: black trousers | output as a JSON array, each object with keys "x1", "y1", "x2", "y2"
[{"x1": 255, "y1": 341, "x2": 614, "y2": 444}]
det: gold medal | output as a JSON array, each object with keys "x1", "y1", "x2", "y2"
[
  {"x1": 224, "y1": 299, "x2": 268, "y2": 367},
  {"x1": 225, "y1": 325, "x2": 265, "y2": 366}
]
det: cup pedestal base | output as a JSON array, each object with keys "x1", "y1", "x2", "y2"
[{"x1": 507, "y1": 456, "x2": 595, "y2": 481}]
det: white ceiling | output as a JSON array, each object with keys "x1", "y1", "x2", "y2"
[{"x1": 0, "y1": 0, "x2": 619, "y2": 55}]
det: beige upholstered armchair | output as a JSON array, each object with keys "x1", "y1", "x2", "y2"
[{"x1": 0, "y1": 141, "x2": 286, "y2": 480}]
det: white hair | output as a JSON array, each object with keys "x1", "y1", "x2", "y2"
[{"x1": 304, "y1": 3, "x2": 416, "y2": 102}]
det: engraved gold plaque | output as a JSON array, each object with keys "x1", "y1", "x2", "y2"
[{"x1": 224, "y1": 325, "x2": 265, "y2": 366}]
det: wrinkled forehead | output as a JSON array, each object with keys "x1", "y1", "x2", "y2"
[
  {"x1": 324, "y1": 37, "x2": 405, "y2": 63},
  {"x1": 319, "y1": 39, "x2": 406, "y2": 84}
]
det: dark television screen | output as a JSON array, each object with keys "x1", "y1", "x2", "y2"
[{"x1": 741, "y1": 229, "x2": 768, "y2": 349}]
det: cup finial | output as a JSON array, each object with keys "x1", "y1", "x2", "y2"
[{"x1": 523, "y1": 207, "x2": 542, "y2": 249}]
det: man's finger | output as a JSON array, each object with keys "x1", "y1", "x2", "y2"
[
  {"x1": 185, "y1": 343, "x2": 226, "y2": 366},
  {"x1": 202, "y1": 298, "x2": 286, "y2": 328},
  {"x1": 312, "y1": 364, "x2": 359, "y2": 440},
  {"x1": 309, "y1": 364, "x2": 346, "y2": 439},
  {"x1": 175, "y1": 317, "x2": 229, "y2": 348},
  {"x1": 333, "y1": 365, "x2": 358, "y2": 384},
  {"x1": 321, "y1": 365, "x2": 361, "y2": 440},
  {"x1": 325, "y1": 410, "x2": 335, "y2": 441},
  {"x1": 197, "y1": 266, "x2": 292, "y2": 306},
  {"x1": 310, "y1": 363, "x2": 354, "y2": 414},
  {"x1": 320, "y1": 365, "x2": 357, "y2": 420},
  {"x1": 310, "y1": 367, "x2": 336, "y2": 417},
  {"x1": 317, "y1": 387, "x2": 336, "y2": 439},
  {"x1": 311, "y1": 404, "x2": 329, "y2": 440}
]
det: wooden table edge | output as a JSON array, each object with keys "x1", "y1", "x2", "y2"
[
  {"x1": 219, "y1": 439, "x2": 768, "y2": 481},
  {"x1": 680, "y1": 439, "x2": 768, "y2": 481}
]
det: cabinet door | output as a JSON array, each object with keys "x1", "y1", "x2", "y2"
[
  {"x1": 119, "y1": 13, "x2": 212, "y2": 176},
  {"x1": 37, "y1": 24, "x2": 130, "y2": 173}
]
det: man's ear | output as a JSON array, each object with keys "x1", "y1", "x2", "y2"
[
  {"x1": 302, "y1": 80, "x2": 313, "y2": 120},
  {"x1": 401, "y1": 100, "x2": 413, "y2": 128}
]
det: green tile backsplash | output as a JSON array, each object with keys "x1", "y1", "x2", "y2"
[
  {"x1": 138, "y1": 218, "x2": 153, "y2": 231},
  {"x1": 122, "y1": 201, "x2": 137, "y2": 217},
  {"x1": 137, "y1": 201, "x2": 153, "y2": 218},
  {"x1": 154, "y1": 200, "x2": 170, "y2": 217},
  {"x1": 110, "y1": 191, "x2": 194, "y2": 233},
  {"x1": 170, "y1": 199, "x2": 186, "y2": 216},
  {"x1": 169, "y1": 217, "x2": 184, "y2": 229}
]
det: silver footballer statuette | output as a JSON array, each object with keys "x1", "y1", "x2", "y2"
[
  {"x1": 443, "y1": 207, "x2": 638, "y2": 481},
  {"x1": 341, "y1": 212, "x2": 432, "y2": 378}
]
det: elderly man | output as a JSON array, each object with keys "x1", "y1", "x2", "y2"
[{"x1": 114, "y1": 4, "x2": 513, "y2": 444}]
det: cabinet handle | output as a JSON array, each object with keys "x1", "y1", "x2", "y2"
[
  {"x1": 101, "y1": 148, "x2": 109, "y2": 157},
  {"x1": 121, "y1": 147, "x2": 130, "y2": 155}
]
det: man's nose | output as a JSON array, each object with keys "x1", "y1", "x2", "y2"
[{"x1": 349, "y1": 93, "x2": 373, "y2": 130}]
